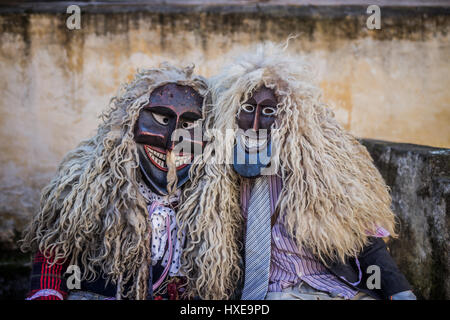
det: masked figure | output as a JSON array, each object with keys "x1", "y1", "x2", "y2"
[
  {"x1": 21, "y1": 64, "x2": 208, "y2": 300},
  {"x1": 178, "y1": 43, "x2": 416, "y2": 300}
]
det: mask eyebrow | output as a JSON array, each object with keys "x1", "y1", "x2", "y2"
[
  {"x1": 144, "y1": 105, "x2": 177, "y2": 117},
  {"x1": 258, "y1": 98, "x2": 278, "y2": 107},
  {"x1": 180, "y1": 111, "x2": 202, "y2": 121},
  {"x1": 244, "y1": 98, "x2": 257, "y2": 105}
]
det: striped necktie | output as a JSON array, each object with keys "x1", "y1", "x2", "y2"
[{"x1": 241, "y1": 176, "x2": 271, "y2": 300}]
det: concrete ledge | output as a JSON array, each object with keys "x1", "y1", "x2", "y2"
[
  {"x1": 1, "y1": 6, "x2": 449, "y2": 42},
  {"x1": 1, "y1": 1, "x2": 450, "y2": 16}
]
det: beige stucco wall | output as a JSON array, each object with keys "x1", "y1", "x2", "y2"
[{"x1": 0, "y1": 11, "x2": 449, "y2": 244}]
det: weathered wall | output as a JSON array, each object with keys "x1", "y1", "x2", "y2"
[
  {"x1": 0, "y1": 2, "x2": 449, "y2": 299},
  {"x1": 361, "y1": 139, "x2": 449, "y2": 300}
]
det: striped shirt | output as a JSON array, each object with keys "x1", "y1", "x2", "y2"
[
  {"x1": 241, "y1": 175, "x2": 360, "y2": 299},
  {"x1": 26, "y1": 251, "x2": 69, "y2": 300}
]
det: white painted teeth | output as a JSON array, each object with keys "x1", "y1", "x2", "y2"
[
  {"x1": 147, "y1": 148, "x2": 167, "y2": 168},
  {"x1": 148, "y1": 148, "x2": 166, "y2": 160},
  {"x1": 147, "y1": 147, "x2": 191, "y2": 168},
  {"x1": 244, "y1": 136, "x2": 267, "y2": 149},
  {"x1": 175, "y1": 155, "x2": 192, "y2": 167},
  {"x1": 156, "y1": 159, "x2": 164, "y2": 167}
]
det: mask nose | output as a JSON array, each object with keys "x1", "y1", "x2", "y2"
[
  {"x1": 166, "y1": 119, "x2": 178, "y2": 152},
  {"x1": 166, "y1": 139, "x2": 176, "y2": 152},
  {"x1": 252, "y1": 105, "x2": 261, "y2": 131},
  {"x1": 167, "y1": 129, "x2": 185, "y2": 152},
  {"x1": 167, "y1": 118, "x2": 188, "y2": 152}
]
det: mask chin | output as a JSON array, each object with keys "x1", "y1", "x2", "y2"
[
  {"x1": 233, "y1": 133, "x2": 272, "y2": 178},
  {"x1": 137, "y1": 145, "x2": 191, "y2": 196}
]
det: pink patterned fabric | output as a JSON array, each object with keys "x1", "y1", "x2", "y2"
[{"x1": 373, "y1": 226, "x2": 390, "y2": 238}]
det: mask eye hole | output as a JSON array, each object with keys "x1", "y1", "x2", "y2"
[
  {"x1": 181, "y1": 120, "x2": 196, "y2": 130},
  {"x1": 262, "y1": 106, "x2": 277, "y2": 116},
  {"x1": 151, "y1": 112, "x2": 170, "y2": 126},
  {"x1": 241, "y1": 104, "x2": 255, "y2": 113}
]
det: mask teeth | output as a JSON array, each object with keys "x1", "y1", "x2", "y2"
[
  {"x1": 175, "y1": 154, "x2": 192, "y2": 167},
  {"x1": 149, "y1": 148, "x2": 166, "y2": 160},
  {"x1": 152, "y1": 156, "x2": 166, "y2": 168},
  {"x1": 146, "y1": 147, "x2": 167, "y2": 168},
  {"x1": 146, "y1": 146, "x2": 192, "y2": 168},
  {"x1": 244, "y1": 136, "x2": 267, "y2": 149},
  {"x1": 157, "y1": 158, "x2": 166, "y2": 168}
]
